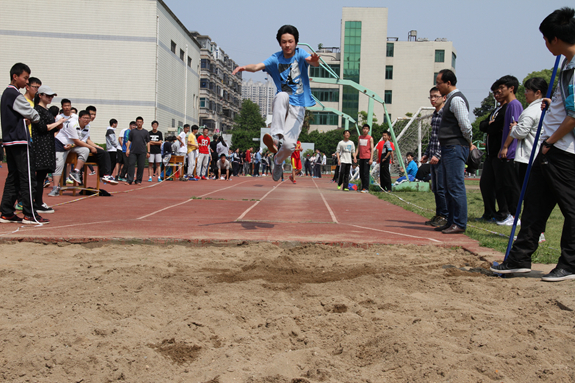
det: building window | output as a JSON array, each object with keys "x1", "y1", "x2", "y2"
[
  {"x1": 311, "y1": 88, "x2": 339, "y2": 102},
  {"x1": 171, "y1": 41, "x2": 176, "y2": 54},
  {"x1": 201, "y1": 59, "x2": 208, "y2": 69},
  {"x1": 435, "y1": 49, "x2": 445, "y2": 63},
  {"x1": 180, "y1": 49, "x2": 185, "y2": 61},
  {"x1": 452, "y1": 52, "x2": 456, "y2": 69},
  {"x1": 386, "y1": 43, "x2": 394, "y2": 57},
  {"x1": 433, "y1": 72, "x2": 439, "y2": 85},
  {"x1": 187, "y1": 56, "x2": 192, "y2": 67},
  {"x1": 309, "y1": 64, "x2": 340, "y2": 78},
  {"x1": 312, "y1": 112, "x2": 338, "y2": 126},
  {"x1": 385, "y1": 65, "x2": 393, "y2": 80},
  {"x1": 200, "y1": 79, "x2": 208, "y2": 88},
  {"x1": 172, "y1": 118, "x2": 175, "y2": 127},
  {"x1": 343, "y1": 20, "x2": 362, "y2": 120},
  {"x1": 200, "y1": 98, "x2": 206, "y2": 108},
  {"x1": 384, "y1": 90, "x2": 392, "y2": 104}
]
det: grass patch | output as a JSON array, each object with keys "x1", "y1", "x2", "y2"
[{"x1": 372, "y1": 181, "x2": 563, "y2": 264}]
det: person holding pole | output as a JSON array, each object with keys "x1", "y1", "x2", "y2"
[{"x1": 491, "y1": 7, "x2": 575, "y2": 281}]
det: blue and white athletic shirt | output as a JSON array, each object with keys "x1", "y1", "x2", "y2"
[{"x1": 264, "y1": 48, "x2": 315, "y2": 108}]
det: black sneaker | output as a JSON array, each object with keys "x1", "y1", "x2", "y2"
[
  {"x1": 541, "y1": 268, "x2": 575, "y2": 282},
  {"x1": 490, "y1": 263, "x2": 531, "y2": 274},
  {"x1": 434, "y1": 222, "x2": 450, "y2": 231},
  {"x1": 35, "y1": 203, "x2": 55, "y2": 214},
  {"x1": 424, "y1": 215, "x2": 439, "y2": 226},
  {"x1": 0, "y1": 214, "x2": 22, "y2": 223},
  {"x1": 22, "y1": 215, "x2": 50, "y2": 224}
]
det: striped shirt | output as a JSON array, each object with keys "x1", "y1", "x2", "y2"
[{"x1": 425, "y1": 108, "x2": 443, "y2": 160}]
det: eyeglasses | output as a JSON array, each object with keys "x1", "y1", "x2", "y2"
[{"x1": 428, "y1": 95, "x2": 442, "y2": 99}]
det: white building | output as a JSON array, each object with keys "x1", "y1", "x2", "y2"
[
  {"x1": 241, "y1": 79, "x2": 276, "y2": 117},
  {"x1": 309, "y1": 7, "x2": 457, "y2": 132},
  {"x1": 0, "y1": 0, "x2": 201, "y2": 143}
]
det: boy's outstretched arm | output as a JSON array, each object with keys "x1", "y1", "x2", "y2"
[
  {"x1": 232, "y1": 63, "x2": 265, "y2": 75},
  {"x1": 306, "y1": 53, "x2": 320, "y2": 67}
]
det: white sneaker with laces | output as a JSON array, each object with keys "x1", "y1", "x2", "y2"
[{"x1": 101, "y1": 175, "x2": 118, "y2": 185}]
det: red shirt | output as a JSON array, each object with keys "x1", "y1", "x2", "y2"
[
  {"x1": 291, "y1": 141, "x2": 301, "y2": 160},
  {"x1": 246, "y1": 150, "x2": 251, "y2": 162},
  {"x1": 375, "y1": 140, "x2": 395, "y2": 162},
  {"x1": 198, "y1": 135, "x2": 210, "y2": 154},
  {"x1": 358, "y1": 135, "x2": 372, "y2": 159}
]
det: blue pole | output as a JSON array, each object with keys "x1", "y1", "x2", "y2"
[{"x1": 503, "y1": 55, "x2": 561, "y2": 261}]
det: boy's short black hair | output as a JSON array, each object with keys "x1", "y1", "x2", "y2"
[
  {"x1": 498, "y1": 75, "x2": 520, "y2": 94},
  {"x1": 10, "y1": 63, "x2": 31, "y2": 81},
  {"x1": 203, "y1": 127, "x2": 209, "y2": 131},
  {"x1": 220, "y1": 154, "x2": 226, "y2": 159},
  {"x1": 191, "y1": 124, "x2": 199, "y2": 131},
  {"x1": 151, "y1": 120, "x2": 159, "y2": 126},
  {"x1": 540, "y1": 7, "x2": 575, "y2": 45},
  {"x1": 438, "y1": 69, "x2": 457, "y2": 86},
  {"x1": 61, "y1": 98, "x2": 71, "y2": 106},
  {"x1": 71, "y1": 107, "x2": 78, "y2": 113},
  {"x1": 429, "y1": 86, "x2": 440, "y2": 93},
  {"x1": 109, "y1": 118, "x2": 118, "y2": 126},
  {"x1": 28, "y1": 77, "x2": 41, "y2": 86},
  {"x1": 78, "y1": 110, "x2": 90, "y2": 119},
  {"x1": 136, "y1": 116, "x2": 143, "y2": 121},
  {"x1": 490, "y1": 80, "x2": 502, "y2": 92},
  {"x1": 129, "y1": 121, "x2": 137, "y2": 126},
  {"x1": 406, "y1": 152, "x2": 414, "y2": 158},
  {"x1": 276, "y1": 25, "x2": 299, "y2": 44},
  {"x1": 48, "y1": 105, "x2": 60, "y2": 117},
  {"x1": 86, "y1": 105, "x2": 97, "y2": 113},
  {"x1": 343, "y1": 129, "x2": 350, "y2": 135},
  {"x1": 183, "y1": 124, "x2": 190, "y2": 129},
  {"x1": 362, "y1": 124, "x2": 370, "y2": 130},
  {"x1": 524, "y1": 77, "x2": 549, "y2": 96},
  {"x1": 382, "y1": 130, "x2": 390, "y2": 136}
]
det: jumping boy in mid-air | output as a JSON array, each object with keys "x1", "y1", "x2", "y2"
[{"x1": 232, "y1": 25, "x2": 320, "y2": 181}]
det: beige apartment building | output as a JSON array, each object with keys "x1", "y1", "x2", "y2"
[
  {"x1": 241, "y1": 79, "x2": 276, "y2": 117},
  {"x1": 0, "y1": 0, "x2": 212, "y2": 142},
  {"x1": 309, "y1": 7, "x2": 457, "y2": 132},
  {"x1": 192, "y1": 33, "x2": 242, "y2": 134}
]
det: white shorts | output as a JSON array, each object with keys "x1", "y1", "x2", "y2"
[{"x1": 149, "y1": 153, "x2": 162, "y2": 164}]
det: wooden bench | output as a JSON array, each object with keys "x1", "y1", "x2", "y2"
[{"x1": 59, "y1": 153, "x2": 100, "y2": 196}]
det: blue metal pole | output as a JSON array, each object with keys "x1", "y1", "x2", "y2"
[{"x1": 503, "y1": 55, "x2": 561, "y2": 261}]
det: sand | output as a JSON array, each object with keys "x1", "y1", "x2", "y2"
[{"x1": 0, "y1": 241, "x2": 574, "y2": 383}]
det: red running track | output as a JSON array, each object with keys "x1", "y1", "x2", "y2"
[{"x1": 0, "y1": 167, "x2": 488, "y2": 253}]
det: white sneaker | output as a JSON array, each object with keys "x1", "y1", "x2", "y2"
[
  {"x1": 101, "y1": 175, "x2": 118, "y2": 185},
  {"x1": 48, "y1": 187, "x2": 60, "y2": 197},
  {"x1": 496, "y1": 215, "x2": 513, "y2": 226},
  {"x1": 539, "y1": 233, "x2": 546, "y2": 243}
]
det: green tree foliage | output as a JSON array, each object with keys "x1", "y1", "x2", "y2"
[
  {"x1": 473, "y1": 93, "x2": 496, "y2": 118},
  {"x1": 472, "y1": 114, "x2": 489, "y2": 147},
  {"x1": 234, "y1": 99, "x2": 266, "y2": 132},
  {"x1": 516, "y1": 68, "x2": 559, "y2": 108},
  {"x1": 232, "y1": 99, "x2": 266, "y2": 150}
]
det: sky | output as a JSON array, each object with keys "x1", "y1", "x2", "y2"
[{"x1": 164, "y1": 0, "x2": 569, "y2": 117}]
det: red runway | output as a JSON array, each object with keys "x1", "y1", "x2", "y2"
[{"x1": 0, "y1": 167, "x2": 490, "y2": 254}]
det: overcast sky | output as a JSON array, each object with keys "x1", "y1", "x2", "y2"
[{"x1": 164, "y1": 0, "x2": 569, "y2": 117}]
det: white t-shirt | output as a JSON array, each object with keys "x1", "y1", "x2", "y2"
[
  {"x1": 56, "y1": 120, "x2": 81, "y2": 146},
  {"x1": 78, "y1": 124, "x2": 90, "y2": 143},
  {"x1": 56, "y1": 113, "x2": 78, "y2": 136},
  {"x1": 337, "y1": 140, "x2": 356, "y2": 164},
  {"x1": 217, "y1": 159, "x2": 231, "y2": 170},
  {"x1": 178, "y1": 132, "x2": 187, "y2": 153},
  {"x1": 540, "y1": 82, "x2": 574, "y2": 154}
]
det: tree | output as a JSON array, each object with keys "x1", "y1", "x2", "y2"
[
  {"x1": 317, "y1": 43, "x2": 324, "y2": 50},
  {"x1": 516, "y1": 68, "x2": 558, "y2": 108},
  {"x1": 234, "y1": 99, "x2": 266, "y2": 132},
  {"x1": 231, "y1": 129, "x2": 260, "y2": 151},
  {"x1": 473, "y1": 93, "x2": 496, "y2": 118},
  {"x1": 471, "y1": 114, "x2": 489, "y2": 146}
]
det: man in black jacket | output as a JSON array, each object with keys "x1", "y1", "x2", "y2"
[
  {"x1": 478, "y1": 80, "x2": 509, "y2": 222},
  {"x1": 0, "y1": 63, "x2": 43, "y2": 224}
]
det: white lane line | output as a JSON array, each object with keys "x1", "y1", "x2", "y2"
[
  {"x1": 312, "y1": 178, "x2": 338, "y2": 223},
  {"x1": 0, "y1": 219, "x2": 119, "y2": 234},
  {"x1": 346, "y1": 224, "x2": 443, "y2": 243},
  {"x1": 137, "y1": 181, "x2": 250, "y2": 220},
  {"x1": 236, "y1": 181, "x2": 284, "y2": 221}
]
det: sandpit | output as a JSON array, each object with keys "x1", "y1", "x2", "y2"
[{"x1": 0, "y1": 241, "x2": 574, "y2": 383}]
